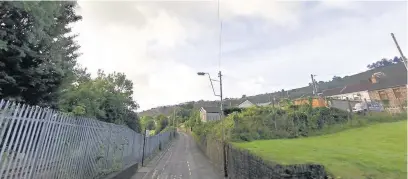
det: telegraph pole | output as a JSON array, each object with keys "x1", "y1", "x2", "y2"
[
  {"x1": 391, "y1": 33, "x2": 408, "y2": 70},
  {"x1": 311, "y1": 74, "x2": 317, "y2": 96},
  {"x1": 218, "y1": 71, "x2": 227, "y2": 178}
]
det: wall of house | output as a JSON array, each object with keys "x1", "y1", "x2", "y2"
[
  {"x1": 331, "y1": 91, "x2": 370, "y2": 101},
  {"x1": 206, "y1": 113, "x2": 221, "y2": 121},
  {"x1": 238, "y1": 100, "x2": 255, "y2": 108},
  {"x1": 200, "y1": 110, "x2": 207, "y2": 122},
  {"x1": 368, "y1": 86, "x2": 407, "y2": 108},
  {"x1": 294, "y1": 98, "x2": 326, "y2": 107}
]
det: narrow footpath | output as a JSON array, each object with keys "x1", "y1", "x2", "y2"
[{"x1": 139, "y1": 132, "x2": 223, "y2": 179}]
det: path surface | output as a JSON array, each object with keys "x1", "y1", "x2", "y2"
[{"x1": 141, "y1": 132, "x2": 223, "y2": 179}]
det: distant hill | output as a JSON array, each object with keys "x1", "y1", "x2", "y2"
[{"x1": 139, "y1": 64, "x2": 407, "y2": 117}]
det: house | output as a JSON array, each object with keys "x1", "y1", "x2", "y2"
[
  {"x1": 322, "y1": 70, "x2": 407, "y2": 110},
  {"x1": 322, "y1": 83, "x2": 372, "y2": 101},
  {"x1": 293, "y1": 97, "x2": 327, "y2": 107},
  {"x1": 237, "y1": 100, "x2": 272, "y2": 108},
  {"x1": 367, "y1": 74, "x2": 407, "y2": 108},
  {"x1": 200, "y1": 107, "x2": 221, "y2": 122}
]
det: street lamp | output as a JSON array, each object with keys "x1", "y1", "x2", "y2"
[{"x1": 197, "y1": 71, "x2": 227, "y2": 177}]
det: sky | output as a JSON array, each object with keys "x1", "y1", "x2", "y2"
[{"x1": 72, "y1": 0, "x2": 407, "y2": 111}]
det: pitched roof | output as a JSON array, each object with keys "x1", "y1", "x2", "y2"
[
  {"x1": 369, "y1": 74, "x2": 407, "y2": 91},
  {"x1": 339, "y1": 83, "x2": 372, "y2": 94},
  {"x1": 323, "y1": 73, "x2": 407, "y2": 96},
  {"x1": 201, "y1": 106, "x2": 221, "y2": 113},
  {"x1": 322, "y1": 87, "x2": 344, "y2": 96}
]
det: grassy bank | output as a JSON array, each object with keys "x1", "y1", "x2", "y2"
[{"x1": 234, "y1": 121, "x2": 407, "y2": 179}]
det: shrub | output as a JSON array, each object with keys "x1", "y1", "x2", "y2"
[{"x1": 193, "y1": 105, "x2": 406, "y2": 142}]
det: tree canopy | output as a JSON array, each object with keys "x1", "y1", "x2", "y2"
[
  {"x1": 367, "y1": 57, "x2": 402, "y2": 69},
  {"x1": 0, "y1": 1, "x2": 141, "y2": 132},
  {"x1": 0, "y1": 2, "x2": 81, "y2": 107}
]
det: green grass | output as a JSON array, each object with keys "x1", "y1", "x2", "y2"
[{"x1": 234, "y1": 121, "x2": 407, "y2": 179}]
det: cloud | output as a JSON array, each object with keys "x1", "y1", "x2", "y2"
[
  {"x1": 220, "y1": 0, "x2": 302, "y2": 27},
  {"x1": 72, "y1": 1, "x2": 407, "y2": 111}
]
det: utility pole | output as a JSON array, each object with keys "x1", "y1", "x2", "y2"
[
  {"x1": 311, "y1": 74, "x2": 316, "y2": 96},
  {"x1": 197, "y1": 71, "x2": 227, "y2": 177},
  {"x1": 391, "y1": 33, "x2": 408, "y2": 70},
  {"x1": 218, "y1": 71, "x2": 227, "y2": 177}
]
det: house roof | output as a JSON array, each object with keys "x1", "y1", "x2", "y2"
[
  {"x1": 368, "y1": 74, "x2": 407, "y2": 91},
  {"x1": 323, "y1": 73, "x2": 407, "y2": 96},
  {"x1": 201, "y1": 106, "x2": 221, "y2": 113},
  {"x1": 339, "y1": 83, "x2": 372, "y2": 94},
  {"x1": 322, "y1": 83, "x2": 371, "y2": 97},
  {"x1": 322, "y1": 87, "x2": 344, "y2": 97}
]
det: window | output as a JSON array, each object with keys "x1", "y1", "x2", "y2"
[
  {"x1": 378, "y1": 90, "x2": 388, "y2": 100},
  {"x1": 393, "y1": 88, "x2": 403, "y2": 99}
]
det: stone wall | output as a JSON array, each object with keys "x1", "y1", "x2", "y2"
[
  {"x1": 226, "y1": 144, "x2": 329, "y2": 179},
  {"x1": 195, "y1": 136, "x2": 329, "y2": 179},
  {"x1": 368, "y1": 86, "x2": 407, "y2": 109},
  {"x1": 195, "y1": 136, "x2": 225, "y2": 175}
]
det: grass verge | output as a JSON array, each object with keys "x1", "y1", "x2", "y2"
[{"x1": 233, "y1": 121, "x2": 407, "y2": 179}]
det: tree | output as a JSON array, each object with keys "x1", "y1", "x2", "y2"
[
  {"x1": 0, "y1": 2, "x2": 82, "y2": 107},
  {"x1": 332, "y1": 76, "x2": 342, "y2": 81},
  {"x1": 58, "y1": 70, "x2": 141, "y2": 131},
  {"x1": 155, "y1": 115, "x2": 169, "y2": 134},
  {"x1": 367, "y1": 57, "x2": 402, "y2": 69},
  {"x1": 146, "y1": 120, "x2": 156, "y2": 130}
]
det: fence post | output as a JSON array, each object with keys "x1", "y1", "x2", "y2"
[
  {"x1": 141, "y1": 128, "x2": 147, "y2": 166},
  {"x1": 346, "y1": 97, "x2": 353, "y2": 122},
  {"x1": 364, "y1": 98, "x2": 371, "y2": 116},
  {"x1": 106, "y1": 123, "x2": 113, "y2": 169}
]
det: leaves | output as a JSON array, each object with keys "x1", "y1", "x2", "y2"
[
  {"x1": 0, "y1": 40, "x2": 7, "y2": 50},
  {"x1": 58, "y1": 69, "x2": 141, "y2": 132},
  {"x1": 367, "y1": 57, "x2": 402, "y2": 69},
  {"x1": 0, "y1": 2, "x2": 81, "y2": 107}
]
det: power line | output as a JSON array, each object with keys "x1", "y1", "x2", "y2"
[{"x1": 217, "y1": 0, "x2": 222, "y2": 70}]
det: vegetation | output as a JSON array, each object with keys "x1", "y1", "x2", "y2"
[
  {"x1": 0, "y1": 2, "x2": 141, "y2": 131},
  {"x1": 0, "y1": 2, "x2": 81, "y2": 107},
  {"x1": 234, "y1": 121, "x2": 407, "y2": 179},
  {"x1": 192, "y1": 103, "x2": 406, "y2": 142},
  {"x1": 367, "y1": 56, "x2": 403, "y2": 69},
  {"x1": 155, "y1": 115, "x2": 169, "y2": 134}
]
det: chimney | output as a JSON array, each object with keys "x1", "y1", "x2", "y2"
[{"x1": 370, "y1": 75, "x2": 378, "y2": 84}]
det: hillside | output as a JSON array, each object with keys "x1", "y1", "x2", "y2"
[
  {"x1": 234, "y1": 121, "x2": 407, "y2": 179},
  {"x1": 139, "y1": 64, "x2": 407, "y2": 116}
]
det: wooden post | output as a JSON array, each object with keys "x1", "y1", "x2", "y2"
[
  {"x1": 141, "y1": 128, "x2": 147, "y2": 166},
  {"x1": 346, "y1": 97, "x2": 353, "y2": 121},
  {"x1": 364, "y1": 98, "x2": 371, "y2": 116},
  {"x1": 272, "y1": 97, "x2": 275, "y2": 108}
]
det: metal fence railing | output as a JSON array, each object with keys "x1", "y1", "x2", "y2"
[{"x1": 0, "y1": 99, "x2": 173, "y2": 179}]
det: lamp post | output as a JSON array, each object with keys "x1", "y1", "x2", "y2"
[{"x1": 197, "y1": 71, "x2": 227, "y2": 177}]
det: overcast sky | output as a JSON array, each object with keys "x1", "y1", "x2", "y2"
[{"x1": 72, "y1": 0, "x2": 407, "y2": 111}]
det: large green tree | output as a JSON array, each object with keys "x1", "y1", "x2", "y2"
[
  {"x1": 58, "y1": 70, "x2": 141, "y2": 132},
  {"x1": 0, "y1": 2, "x2": 81, "y2": 107}
]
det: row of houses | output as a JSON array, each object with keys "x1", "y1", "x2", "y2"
[
  {"x1": 322, "y1": 73, "x2": 407, "y2": 108},
  {"x1": 199, "y1": 70, "x2": 407, "y2": 122}
]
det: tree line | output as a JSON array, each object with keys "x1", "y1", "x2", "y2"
[{"x1": 0, "y1": 2, "x2": 141, "y2": 132}]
